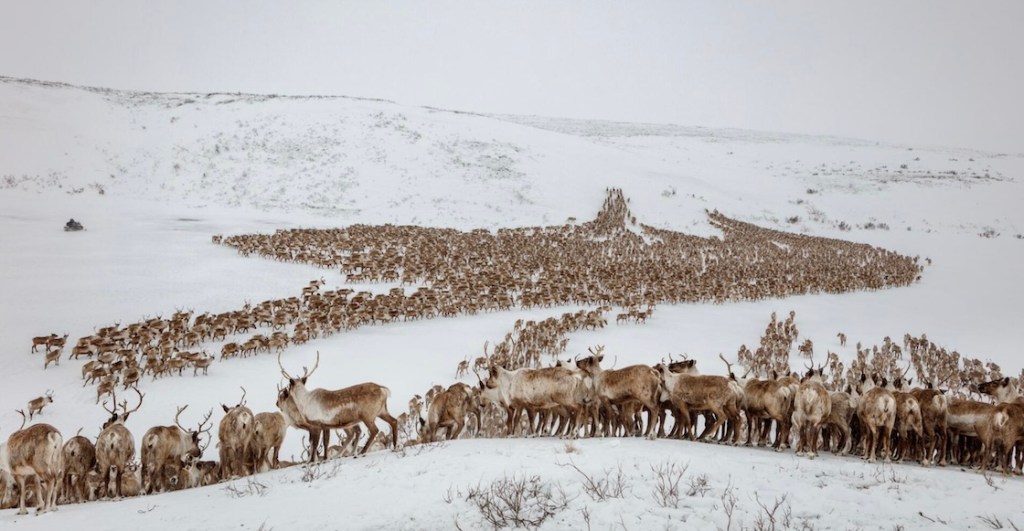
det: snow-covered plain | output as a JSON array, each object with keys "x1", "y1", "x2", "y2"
[{"x1": 1, "y1": 76, "x2": 1023, "y2": 530}]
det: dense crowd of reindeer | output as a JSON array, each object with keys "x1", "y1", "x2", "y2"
[
  {"x1": 5, "y1": 311, "x2": 1024, "y2": 516},
  {"x1": 11, "y1": 189, "x2": 1008, "y2": 517}
]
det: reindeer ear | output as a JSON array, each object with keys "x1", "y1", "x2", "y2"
[
  {"x1": 478, "y1": 380, "x2": 485, "y2": 390},
  {"x1": 222, "y1": 404, "x2": 229, "y2": 413},
  {"x1": 299, "y1": 377, "x2": 308, "y2": 385},
  {"x1": 1003, "y1": 377, "x2": 1011, "y2": 385},
  {"x1": 908, "y1": 378, "x2": 913, "y2": 385}
]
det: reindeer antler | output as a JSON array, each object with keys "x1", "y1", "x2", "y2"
[
  {"x1": 277, "y1": 351, "x2": 293, "y2": 380},
  {"x1": 196, "y1": 409, "x2": 214, "y2": 435},
  {"x1": 15, "y1": 409, "x2": 27, "y2": 430},
  {"x1": 124, "y1": 387, "x2": 144, "y2": 416},
  {"x1": 237, "y1": 386, "x2": 247, "y2": 407},
  {"x1": 718, "y1": 353, "x2": 735, "y2": 375},
  {"x1": 174, "y1": 405, "x2": 190, "y2": 431},
  {"x1": 300, "y1": 351, "x2": 321, "y2": 380}
]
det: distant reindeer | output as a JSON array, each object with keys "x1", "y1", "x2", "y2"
[
  {"x1": 30, "y1": 334, "x2": 57, "y2": 353},
  {"x1": 28, "y1": 390, "x2": 55, "y2": 419}
]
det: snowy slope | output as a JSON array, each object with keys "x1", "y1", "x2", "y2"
[{"x1": 1, "y1": 76, "x2": 1023, "y2": 529}]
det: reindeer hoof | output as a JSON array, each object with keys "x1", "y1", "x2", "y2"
[{"x1": 796, "y1": 451, "x2": 805, "y2": 457}]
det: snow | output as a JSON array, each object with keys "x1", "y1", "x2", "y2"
[{"x1": 1, "y1": 76, "x2": 1023, "y2": 529}]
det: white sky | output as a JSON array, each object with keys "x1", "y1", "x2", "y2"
[{"x1": 1, "y1": 1, "x2": 1021, "y2": 152}]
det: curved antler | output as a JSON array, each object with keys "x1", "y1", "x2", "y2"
[
  {"x1": 102, "y1": 399, "x2": 117, "y2": 416},
  {"x1": 237, "y1": 386, "x2": 247, "y2": 407},
  {"x1": 124, "y1": 387, "x2": 144, "y2": 416},
  {"x1": 277, "y1": 351, "x2": 293, "y2": 380},
  {"x1": 174, "y1": 405, "x2": 190, "y2": 431},
  {"x1": 305, "y1": 351, "x2": 320, "y2": 379},
  {"x1": 718, "y1": 353, "x2": 734, "y2": 375},
  {"x1": 15, "y1": 409, "x2": 27, "y2": 430}
]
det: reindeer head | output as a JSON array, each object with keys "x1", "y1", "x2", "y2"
[
  {"x1": 102, "y1": 386, "x2": 144, "y2": 428},
  {"x1": 278, "y1": 351, "x2": 319, "y2": 390},
  {"x1": 44, "y1": 389, "x2": 54, "y2": 403},
  {"x1": 221, "y1": 386, "x2": 248, "y2": 413},
  {"x1": 175, "y1": 405, "x2": 213, "y2": 458}
]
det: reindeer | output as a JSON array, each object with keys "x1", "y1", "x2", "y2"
[
  {"x1": 43, "y1": 347, "x2": 63, "y2": 369},
  {"x1": 656, "y1": 362, "x2": 740, "y2": 443},
  {"x1": 734, "y1": 366, "x2": 797, "y2": 451},
  {"x1": 481, "y1": 362, "x2": 586, "y2": 438},
  {"x1": 793, "y1": 367, "x2": 832, "y2": 459},
  {"x1": 576, "y1": 346, "x2": 660, "y2": 438},
  {"x1": 96, "y1": 387, "x2": 144, "y2": 499},
  {"x1": 0, "y1": 411, "x2": 63, "y2": 514},
  {"x1": 278, "y1": 351, "x2": 399, "y2": 456},
  {"x1": 46, "y1": 333, "x2": 69, "y2": 351},
  {"x1": 887, "y1": 368, "x2": 924, "y2": 463},
  {"x1": 61, "y1": 430, "x2": 96, "y2": 504},
  {"x1": 27, "y1": 390, "x2": 54, "y2": 419},
  {"x1": 276, "y1": 385, "x2": 331, "y2": 462},
  {"x1": 218, "y1": 387, "x2": 255, "y2": 478},
  {"x1": 420, "y1": 382, "x2": 476, "y2": 443},
  {"x1": 30, "y1": 334, "x2": 58, "y2": 353},
  {"x1": 251, "y1": 412, "x2": 287, "y2": 472},
  {"x1": 855, "y1": 374, "x2": 896, "y2": 463},
  {"x1": 140, "y1": 405, "x2": 212, "y2": 494},
  {"x1": 823, "y1": 389, "x2": 856, "y2": 456},
  {"x1": 977, "y1": 377, "x2": 1024, "y2": 474}
]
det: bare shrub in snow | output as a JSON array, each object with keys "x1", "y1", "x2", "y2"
[
  {"x1": 650, "y1": 460, "x2": 687, "y2": 509},
  {"x1": 560, "y1": 460, "x2": 628, "y2": 501},
  {"x1": 300, "y1": 458, "x2": 343, "y2": 483},
  {"x1": 222, "y1": 475, "x2": 269, "y2": 498},
  {"x1": 752, "y1": 493, "x2": 792, "y2": 531},
  {"x1": 463, "y1": 474, "x2": 569, "y2": 529}
]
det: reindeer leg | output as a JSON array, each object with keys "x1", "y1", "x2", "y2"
[{"x1": 360, "y1": 420, "x2": 379, "y2": 455}]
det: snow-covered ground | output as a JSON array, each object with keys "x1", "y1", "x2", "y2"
[{"x1": 1, "y1": 76, "x2": 1023, "y2": 529}]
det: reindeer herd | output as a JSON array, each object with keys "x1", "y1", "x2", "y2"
[
  {"x1": 4, "y1": 320, "x2": 1024, "y2": 516},
  {"x1": 5, "y1": 189, "x2": 1014, "y2": 517}
]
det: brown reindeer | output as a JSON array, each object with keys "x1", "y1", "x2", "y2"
[
  {"x1": 278, "y1": 351, "x2": 399, "y2": 456},
  {"x1": 218, "y1": 387, "x2": 255, "y2": 478},
  {"x1": 27, "y1": 390, "x2": 54, "y2": 420},
  {"x1": 140, "y1": 405, "x2": 212, "y2": 494},
  {"x1": 576, "y1": 346, "x2": 660, "y2": 438},
  {"x1": 656, "y1": 363, "x2": 740, "y2": 443},
  {"x1": 737, "y1": 372, "x2": 797, "y2": 451},
  {"x1": 96, "y1": 387, "x2": 144, "y2": 499},
  {"x1": 30, "y1": 334, "x2": 58, "y2": 353},
  {"x1": 276, "y1": 385, "x2": 331, "y2": 462},
  {"x1": 855, "y1": 374, "x2": 896, "y2": 463},
  {"x1": 251, "y1": 412, "x2": 287, "y2": 472},
  {"x1": 823, "y1": 389, "x2": 856, "y2": 456},
  {"x1": 0, "y1": 414, "x2": 63, "y2": 514},
  {"x1": 793, "y1": 368, "x2": 832, "y2": 459},
  {"x1": 43, "y1": 347, "x2": 63, "y2": 369},
  {"x1": 61, "y1": 431, "x2": 96, "y2": 504},
  {"x1": 420, "y1": 382, "x2": 476, "y2": 443},
  {"x1": 482, "y1": 363, "x2": 585, "y2": 437}
]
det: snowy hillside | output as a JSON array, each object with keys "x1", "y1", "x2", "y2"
[{"x1": 1, "y1": 76, "x2": 1023, "y2": 530}]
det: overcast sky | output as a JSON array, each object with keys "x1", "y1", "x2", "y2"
[{"x1": 1, "y1": 1, "x2": 1021, "y2": 152}]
